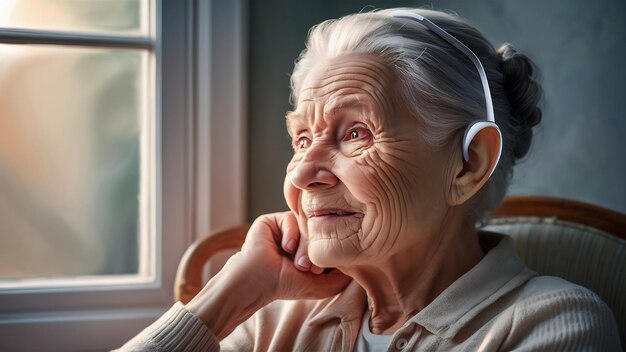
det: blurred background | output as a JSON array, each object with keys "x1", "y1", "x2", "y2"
[{"x1": 0, "y1": 0, "x2": 144, "y2": 278}]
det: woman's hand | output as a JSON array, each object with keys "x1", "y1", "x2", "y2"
[
  {"x1": 240, "y1": 211, "x2": 351, "y2": 301},
  {"x1": 186, "y1": 211, "x2": 351, "y2": 340}
]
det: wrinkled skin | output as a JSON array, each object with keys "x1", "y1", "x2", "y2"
[{"x1": 284, "y1": 54, "x2": 453, "y2": 268}]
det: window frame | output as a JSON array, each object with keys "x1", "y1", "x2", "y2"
[{"x1": 0, "y1": 0, "x2": 247, "y2": 350}]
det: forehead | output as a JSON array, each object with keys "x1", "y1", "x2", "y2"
[{"x1": 294, "y1": 54, "x2": 394, "y2": 114}]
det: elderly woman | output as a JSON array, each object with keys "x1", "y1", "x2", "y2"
[{"x1": 120, "y1": 8, "x2": 621, "y2": 351}]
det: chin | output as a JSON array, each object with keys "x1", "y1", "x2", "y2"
[{"x1": 307, "y1": 236, "x2": 358, "y2": 269}]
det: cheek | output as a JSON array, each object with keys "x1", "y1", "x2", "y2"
[
  {"x1": 283, "y1": 158, "x2": 301, "y2": 212},
  {"x1": 284, "y1": 160, "x2": 310, "y2": 237},
  {"x1": 341, "y1": 145, "x2": 443, "y2": 252},
  {"x1": 307, "y1": 150, "x2": 427, "y2": 267},
  {"x1": 300, "y1": 151, "x2": 402, "y2": 259},
  {"x1": 283, "y1": 172, "x2": 298, "y2": 213},
  {"x1": 351, "y1": 151, "x2": 409, "y2": 247}
]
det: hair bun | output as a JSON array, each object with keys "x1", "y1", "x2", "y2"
[{"x1": 498, "y1": 43, "x2": 543, "y2": 159}]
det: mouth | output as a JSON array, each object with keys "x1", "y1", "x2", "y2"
[{"x1": 306, "y1": 208, "x2": 359, "y2": 219}]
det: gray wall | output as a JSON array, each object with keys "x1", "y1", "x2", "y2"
[{"x1": 247, "y1": 0, "x2": 626, "y2": 220}]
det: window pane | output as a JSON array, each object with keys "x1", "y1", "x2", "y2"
[
  {"x1": 0, "y1": 44, "x2": 147, "y2": 279},
  {"x1": 0, "y1": 0, "x2": 148, "y2": 35}
]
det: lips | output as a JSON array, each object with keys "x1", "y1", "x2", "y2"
[{"x1": 306, "y1": 208, "x2": 358, "y2": 218}]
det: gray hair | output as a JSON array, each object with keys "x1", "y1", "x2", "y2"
[{"x1": 290, "y1": 8, "x2": 542, "y2": 221}]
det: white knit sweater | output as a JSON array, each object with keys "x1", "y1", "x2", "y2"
[{"x1": 117, "y1": 234, "x2": 622, "y2": 351}]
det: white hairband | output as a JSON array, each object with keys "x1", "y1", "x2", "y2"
[{"x1": 391, "y1": 10, "x2": 502, "y2": 175}]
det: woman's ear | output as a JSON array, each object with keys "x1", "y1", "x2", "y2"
[{"x1": 449, "y1": 126, "x2": 501, "y2": 206}]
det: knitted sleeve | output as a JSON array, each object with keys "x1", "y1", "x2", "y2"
[
  {"x1": 504, "y1": 288, "x2": 622, "y2": 351},
  {"x1": 113, "y1": 302, "x2": 219, "y2": 352}
]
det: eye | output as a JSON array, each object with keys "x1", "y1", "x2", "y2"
[
  {"x1": 343, "y1": 126, "x2": 372, "y2": 142},
  {"x1": 294, "y1": 136, "x2": 311, "y2": 150}
]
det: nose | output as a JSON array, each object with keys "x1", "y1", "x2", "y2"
[{"x1": 290, "y1": 145, "x2": 338, "y2": 191}]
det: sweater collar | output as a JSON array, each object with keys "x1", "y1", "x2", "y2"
[
  {"x1": 308, "y1": 278, "x2": 367, "y2": 326},
  {"x1": 409, "y1": 232, "x2": 537, "y2": 338},
  {"x1": 307, "y1": 232, "x2": 536, "y2": 340}
]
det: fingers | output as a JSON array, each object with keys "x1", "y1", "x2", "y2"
[
  {"x1": 244, "y1": 212, "x2": 351, "y2": 302},
  {"x1": 279, "y1": 212, "x2": 300, "y2": 254},
  {"x1": 275, "y1": 212, "x2": 322, "y2": 274},
  {"x1": 293, "y1": 232, "x2": 324, "y2": 275},
  {"x1": 311, "y1": 263, "x2": 324, "y2": 275},
  {"x1": 266, "y1": 211, "x2": 325, "y2": 275}
]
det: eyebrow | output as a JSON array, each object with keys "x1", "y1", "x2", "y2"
[
  {"x1": 325, "y1": 96, "x2": 370, "y2": 117},
  {"x1": 284, "y1": 96, "x2": 376, "y2": 135},
  {"x1": 285, "y1": 111, "x2": 302, "y2": 130},
  {"x1": 285, "y1": 110, "x2": 303, "y2": 122},
  {"x1": 285, "y1": 111, "x2": 305, "y2": 137},
  {"x1": 286, "y1": 97, "x2": 370, "y2": 120}
]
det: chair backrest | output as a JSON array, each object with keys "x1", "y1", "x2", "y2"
[
  {"x1": 486, "y1": 195, "x2": 626, "y2": 346},
  {"x1": 174, "y1": 196, "x2": 626, "y2": 344}
]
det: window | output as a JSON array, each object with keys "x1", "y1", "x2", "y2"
[
  {"x1": 0, "y1": 1, "x2": 247, "y2": 350},
  {"x1": 0, "y1": 0, "x2": 153, "y2": 286}
]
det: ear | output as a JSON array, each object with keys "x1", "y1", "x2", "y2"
[{"x1": 449, "y1": 126, "x2": 501, "y2": 206}]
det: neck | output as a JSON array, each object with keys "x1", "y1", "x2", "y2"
[{"x1": 340, "y1": 213, "x2": 484, "y2": 335}]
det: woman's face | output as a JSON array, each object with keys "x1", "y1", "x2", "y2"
[{"x1": 284, "y1": 54, "x2": 453, "y2": 268}]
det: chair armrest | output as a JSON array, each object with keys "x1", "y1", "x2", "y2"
[{"x1": 174, "y1": 224, "x2": 250, "y2": 304}]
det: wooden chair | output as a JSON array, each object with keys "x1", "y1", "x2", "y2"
[
  {"x1": 174, "y1": 224, "x2": 249, "y2": 305},
  {"x1": 174, "y1": 196, "x2": 626, "y2": 344}
]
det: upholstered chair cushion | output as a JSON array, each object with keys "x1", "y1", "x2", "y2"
[{"x1": 485, "y1": 217, "x2": 626, "y2": 345}]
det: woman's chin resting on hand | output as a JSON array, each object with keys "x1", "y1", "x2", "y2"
[{"x1": 184, "y1": 211, "x2": 352, "y2": 340}]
